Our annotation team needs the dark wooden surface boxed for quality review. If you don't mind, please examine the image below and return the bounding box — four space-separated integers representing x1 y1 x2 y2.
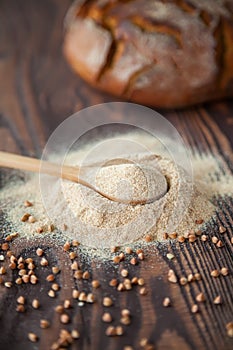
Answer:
0 1 233 350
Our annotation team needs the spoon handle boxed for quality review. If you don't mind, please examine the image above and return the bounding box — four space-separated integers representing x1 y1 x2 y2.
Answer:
0 151 81 183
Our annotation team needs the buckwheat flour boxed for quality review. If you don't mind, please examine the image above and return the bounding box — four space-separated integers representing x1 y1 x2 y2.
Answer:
49 152 213 248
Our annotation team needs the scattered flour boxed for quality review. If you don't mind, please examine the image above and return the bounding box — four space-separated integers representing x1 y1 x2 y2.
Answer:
0 131 231 249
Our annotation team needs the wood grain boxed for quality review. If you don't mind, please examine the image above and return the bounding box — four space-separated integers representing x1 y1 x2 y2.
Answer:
0 1 233 350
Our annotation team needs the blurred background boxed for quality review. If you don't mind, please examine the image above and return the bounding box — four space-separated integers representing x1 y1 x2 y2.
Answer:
0 0 232 158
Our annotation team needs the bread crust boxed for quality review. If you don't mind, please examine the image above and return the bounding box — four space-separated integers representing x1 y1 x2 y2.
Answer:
63 0 233 108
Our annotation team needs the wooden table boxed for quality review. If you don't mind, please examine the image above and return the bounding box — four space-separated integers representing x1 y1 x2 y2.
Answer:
0 1 233 349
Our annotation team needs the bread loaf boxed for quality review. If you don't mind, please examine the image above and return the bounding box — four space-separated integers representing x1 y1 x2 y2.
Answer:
63 0 233 108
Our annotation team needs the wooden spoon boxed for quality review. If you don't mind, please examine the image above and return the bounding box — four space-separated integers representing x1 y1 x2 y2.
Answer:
0 151 167 205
